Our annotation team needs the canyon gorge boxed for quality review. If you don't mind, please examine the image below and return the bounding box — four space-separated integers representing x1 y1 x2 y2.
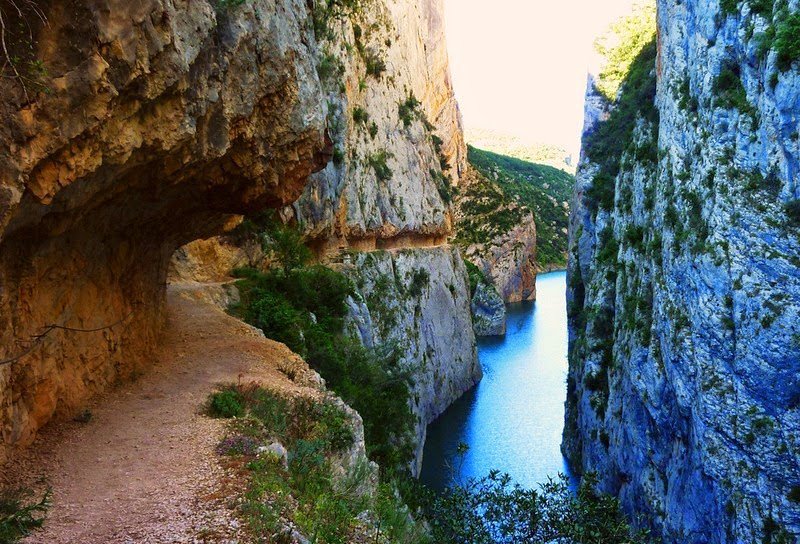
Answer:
0 0 798 542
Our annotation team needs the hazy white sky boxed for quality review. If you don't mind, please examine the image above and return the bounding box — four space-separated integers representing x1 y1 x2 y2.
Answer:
444 0 637 156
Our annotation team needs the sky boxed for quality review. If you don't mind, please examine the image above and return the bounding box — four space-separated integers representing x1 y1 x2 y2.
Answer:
444 0 638 157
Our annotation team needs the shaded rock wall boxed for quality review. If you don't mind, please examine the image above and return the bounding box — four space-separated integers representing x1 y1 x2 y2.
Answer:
565 1 800 541
0 0 329 460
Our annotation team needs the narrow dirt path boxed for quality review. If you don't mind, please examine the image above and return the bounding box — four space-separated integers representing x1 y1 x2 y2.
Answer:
6 284 319 544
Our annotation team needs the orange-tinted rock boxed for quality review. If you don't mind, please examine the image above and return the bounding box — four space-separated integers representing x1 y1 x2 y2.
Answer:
0 0 329 460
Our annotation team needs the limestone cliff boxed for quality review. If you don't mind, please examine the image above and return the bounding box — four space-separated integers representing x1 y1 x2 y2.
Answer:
285 0 480 473
454 165 538 305
565 1 800 541
0 0 330 461
343 248 481 473
294 0 465 250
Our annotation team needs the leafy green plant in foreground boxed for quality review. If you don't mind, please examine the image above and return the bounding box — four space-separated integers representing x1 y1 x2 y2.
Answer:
421 471 650 544
0 487 50 543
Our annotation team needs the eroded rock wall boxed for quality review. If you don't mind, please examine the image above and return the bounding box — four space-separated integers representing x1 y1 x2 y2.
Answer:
0 0 329 460
343 247 481 473
566 1 800 541
286 0 480 470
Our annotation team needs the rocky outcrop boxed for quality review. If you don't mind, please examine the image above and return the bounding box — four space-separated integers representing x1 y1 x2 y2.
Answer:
470 282 506 337
293 0 465 251
0 0 330 461
342 247 481 474
456 166 538 303
281 0 480 470
565 1 800 542
465 216 538 303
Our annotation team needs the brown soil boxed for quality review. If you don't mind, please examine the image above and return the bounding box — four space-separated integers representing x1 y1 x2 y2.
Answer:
4 283 320 544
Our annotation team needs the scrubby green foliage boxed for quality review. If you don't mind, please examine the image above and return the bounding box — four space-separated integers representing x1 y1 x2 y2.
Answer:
785 199 800 225
352 106 369 125
0 487 50 543
368 151 394 181
721 0 739 14
208 387 246 418
231 250 414 469
260 217 313 274
461 146 574 269
593 3 657 102
398 94 422 127
208 384 427 543
713 66 755 115
313 0 368 40
583 5 658 212
420 472 649 544
775 13 800 71
464 260 488 296
318 51 345 82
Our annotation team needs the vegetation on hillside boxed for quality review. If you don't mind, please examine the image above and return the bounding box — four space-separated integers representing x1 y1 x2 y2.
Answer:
583 4 658 212
229 215 415 471
464 128 574 173
420 471 650 544
593 3 657 102
457 146 574 270
207 383 428 543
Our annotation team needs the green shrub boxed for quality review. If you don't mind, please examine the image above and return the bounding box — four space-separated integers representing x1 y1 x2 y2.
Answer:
332 146 345 165
208 387 246 418
352 106 369 125
398 94 422 127
368 150 393 181
775 13 800 71
260 214 312 274
317 51 343 82
785 199 800 225
408 268 430 298
749 0 774 15
0 488 50 543
422 472 649 544
720 0 739 14
788 486 800 503
713 66 754 114
233 262 415 470
464 260 486 296
364 50 387 78
588 173 617 211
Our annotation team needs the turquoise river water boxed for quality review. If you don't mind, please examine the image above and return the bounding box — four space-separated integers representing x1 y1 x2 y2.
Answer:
420 270 572 491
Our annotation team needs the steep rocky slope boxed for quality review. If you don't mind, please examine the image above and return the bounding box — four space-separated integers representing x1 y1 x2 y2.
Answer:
565 1 800 542
0 0 331 462
161 0 479 474
452 145 574 336
343 248 480 473
285 0 481 472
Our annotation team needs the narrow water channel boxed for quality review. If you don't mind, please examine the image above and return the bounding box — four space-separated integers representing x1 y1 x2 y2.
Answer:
420 270 572 491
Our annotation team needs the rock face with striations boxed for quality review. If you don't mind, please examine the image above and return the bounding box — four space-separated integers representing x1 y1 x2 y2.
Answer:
287 0 480 473
343 248 481 473
0 0 330 461
565 1 800 542
454 166 538 306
